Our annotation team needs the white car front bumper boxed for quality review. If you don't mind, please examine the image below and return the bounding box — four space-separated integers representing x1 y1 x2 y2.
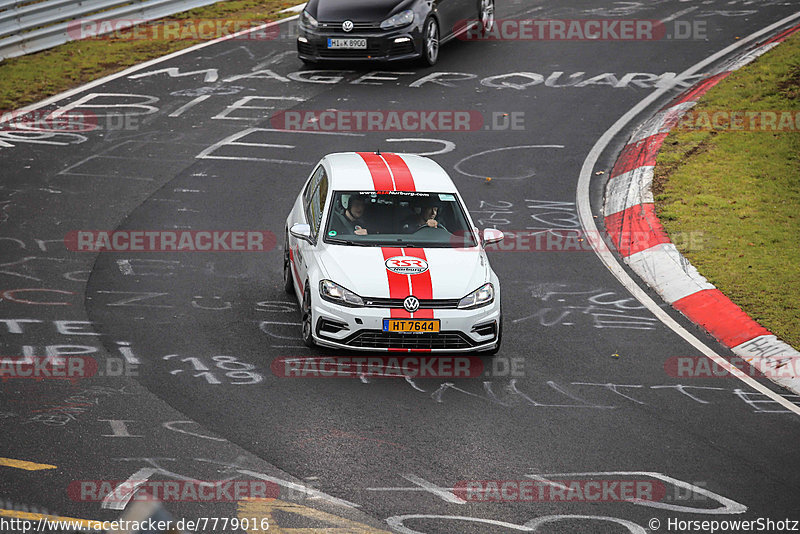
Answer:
309 295 501 353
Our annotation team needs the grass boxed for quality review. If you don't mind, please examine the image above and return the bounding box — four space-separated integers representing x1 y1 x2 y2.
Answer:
653 31 800 349
0 0 298 110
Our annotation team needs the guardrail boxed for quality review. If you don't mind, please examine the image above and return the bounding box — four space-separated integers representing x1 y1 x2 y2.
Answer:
0 0 223 60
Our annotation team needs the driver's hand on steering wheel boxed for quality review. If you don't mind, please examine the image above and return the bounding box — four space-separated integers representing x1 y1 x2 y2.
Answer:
425 218 438 228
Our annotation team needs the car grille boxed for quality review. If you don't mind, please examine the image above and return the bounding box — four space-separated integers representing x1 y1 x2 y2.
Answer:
316 46 383 58
343 330 474 350
318 21 383 33
363 298 460 309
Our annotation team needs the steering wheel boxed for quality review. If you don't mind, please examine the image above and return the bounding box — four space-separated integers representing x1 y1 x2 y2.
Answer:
412 224 450 235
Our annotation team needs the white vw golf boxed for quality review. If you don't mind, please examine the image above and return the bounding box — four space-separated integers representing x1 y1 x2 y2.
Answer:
283 152 503 353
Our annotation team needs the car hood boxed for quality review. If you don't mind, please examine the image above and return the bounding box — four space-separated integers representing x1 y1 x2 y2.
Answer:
318 246 490 300
306 0 414 23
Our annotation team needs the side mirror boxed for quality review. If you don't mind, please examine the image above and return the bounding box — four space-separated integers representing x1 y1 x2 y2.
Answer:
290 223 313 244
482 228 504 246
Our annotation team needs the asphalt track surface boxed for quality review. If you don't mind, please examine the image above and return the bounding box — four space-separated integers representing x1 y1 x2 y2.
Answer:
2 1 800 532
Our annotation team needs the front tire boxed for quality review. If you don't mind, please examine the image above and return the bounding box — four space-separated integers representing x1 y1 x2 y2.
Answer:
301 283 315 347
420 18 439 66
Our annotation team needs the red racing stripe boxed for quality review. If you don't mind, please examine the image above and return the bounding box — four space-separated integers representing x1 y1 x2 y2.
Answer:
358 152 394 191
382 247 411 319
381 153 415 191
403 249 433 319
673 289 771 348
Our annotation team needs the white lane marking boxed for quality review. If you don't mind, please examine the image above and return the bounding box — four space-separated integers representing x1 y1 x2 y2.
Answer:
100 419 143 438
532 472 747 514
385 138 455 156
237 468 360 508
162 420 227 442
524 475 570 491
116 342 141 364
129 67 219 83
455 145 565 180
101 468 158 509
575 11 800 416
401 474 467 504
386 514 647 534
169 95 212 117
197 127 360 162
660 6 699 23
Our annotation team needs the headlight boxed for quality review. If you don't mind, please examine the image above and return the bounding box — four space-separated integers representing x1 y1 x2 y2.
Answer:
380 9 414 30
320 280 364 307
301 10 319 29
458 283 494 309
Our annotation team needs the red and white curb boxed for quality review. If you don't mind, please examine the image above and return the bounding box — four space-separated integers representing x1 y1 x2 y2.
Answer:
603 24 800 394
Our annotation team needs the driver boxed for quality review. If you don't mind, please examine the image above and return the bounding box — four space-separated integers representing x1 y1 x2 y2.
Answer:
335 194 370 236
401 199 446 233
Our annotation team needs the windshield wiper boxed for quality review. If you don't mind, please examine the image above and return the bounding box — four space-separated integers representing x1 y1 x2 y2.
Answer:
374 241 418 247
326 237 370 246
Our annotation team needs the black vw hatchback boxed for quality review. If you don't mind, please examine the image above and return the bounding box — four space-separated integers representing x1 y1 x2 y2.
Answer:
297 0 495 65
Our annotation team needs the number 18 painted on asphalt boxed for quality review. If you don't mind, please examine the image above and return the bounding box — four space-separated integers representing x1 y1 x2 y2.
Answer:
163 354 263 385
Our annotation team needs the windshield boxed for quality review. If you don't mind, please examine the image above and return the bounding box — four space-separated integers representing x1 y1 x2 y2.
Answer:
323 191 478 248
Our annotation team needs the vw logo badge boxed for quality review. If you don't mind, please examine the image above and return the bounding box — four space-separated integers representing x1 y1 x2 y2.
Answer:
342 20 354 32
403 296 420 313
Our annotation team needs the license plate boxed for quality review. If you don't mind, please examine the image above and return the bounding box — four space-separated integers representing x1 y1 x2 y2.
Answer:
327 38 367 49
383 319 440 333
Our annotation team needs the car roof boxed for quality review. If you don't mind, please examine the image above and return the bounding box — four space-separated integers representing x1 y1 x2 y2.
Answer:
322 152 459 194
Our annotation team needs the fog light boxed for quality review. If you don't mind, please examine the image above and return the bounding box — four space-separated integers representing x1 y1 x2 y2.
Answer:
298 36 309 43
394 37 411 43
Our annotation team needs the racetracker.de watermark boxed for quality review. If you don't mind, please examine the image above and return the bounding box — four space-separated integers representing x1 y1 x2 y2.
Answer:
271 356 524 379
466 229 707 252
454 479 667 502
68 480 279 502
0 356 137 383
664 356 800 379
673 110 800 131
66 19 279 41
270 110 525 132
459 19 707 41
0 110 98 132
64 230 277 252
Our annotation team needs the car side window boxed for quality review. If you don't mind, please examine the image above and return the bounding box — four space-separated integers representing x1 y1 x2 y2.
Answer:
303 165 322 208
316 170 329 230
305 166 328 238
